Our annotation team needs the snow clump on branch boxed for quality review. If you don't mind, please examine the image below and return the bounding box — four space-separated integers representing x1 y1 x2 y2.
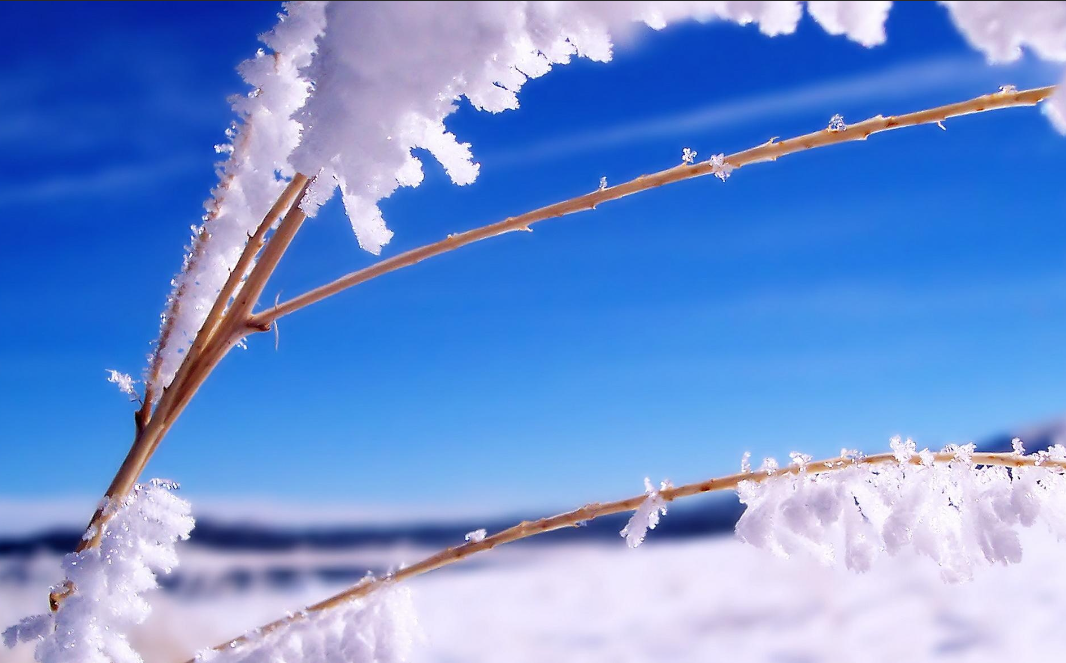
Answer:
3 480 194 663
149 1 890 390
192 587 418 663
735 438 1066 582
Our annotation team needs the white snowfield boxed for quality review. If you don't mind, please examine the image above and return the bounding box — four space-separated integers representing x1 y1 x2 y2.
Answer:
4 530 1066 663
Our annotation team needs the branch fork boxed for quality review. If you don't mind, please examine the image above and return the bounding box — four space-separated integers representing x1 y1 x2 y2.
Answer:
51 86 1057 632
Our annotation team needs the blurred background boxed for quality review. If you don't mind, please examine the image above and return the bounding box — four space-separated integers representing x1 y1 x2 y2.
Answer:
2 2 1066 661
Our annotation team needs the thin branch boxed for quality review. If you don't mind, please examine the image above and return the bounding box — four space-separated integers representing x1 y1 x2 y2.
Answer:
53 181 313 612
132 178 307 436
248 85 1055 330
190 176 308 365
141 224 210 418
193 449 1066 658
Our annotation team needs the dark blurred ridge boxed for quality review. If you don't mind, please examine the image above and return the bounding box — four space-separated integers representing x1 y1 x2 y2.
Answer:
3 420 1062 558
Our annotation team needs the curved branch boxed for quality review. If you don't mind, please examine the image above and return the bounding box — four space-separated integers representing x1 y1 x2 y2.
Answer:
193 449 1066 659
52 181 313 610
248 85 1055 330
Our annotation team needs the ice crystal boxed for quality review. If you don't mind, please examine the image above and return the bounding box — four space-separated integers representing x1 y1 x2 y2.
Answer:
465 529 487 543
807 1 891 47
200 587 418 663
708 154 734 181
598 176 608 191
735 438 1066 582
4 480 194 663
681 147 697 164
760 457 780 474
942 2 1066 134
827 113 847 132
790 452 813 468
106 369 138 400
621 478 671 548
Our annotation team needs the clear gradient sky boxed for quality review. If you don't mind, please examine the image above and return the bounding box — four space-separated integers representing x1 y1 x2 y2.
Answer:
2 2 1065 517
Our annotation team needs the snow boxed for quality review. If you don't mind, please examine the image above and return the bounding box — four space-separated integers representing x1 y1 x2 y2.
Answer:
620 478 670 548
194 587 417 663
464 529 487 544
4 481 194 663
941 1 1066 131
808 1 892 47
735 442 1066 582
106 370 138 400
148 1 326 392
9 532 1066 662
147 1 1065 391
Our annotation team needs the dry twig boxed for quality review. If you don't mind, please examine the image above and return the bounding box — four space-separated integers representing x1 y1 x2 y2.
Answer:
193 449 1066 658
58 86 1055 611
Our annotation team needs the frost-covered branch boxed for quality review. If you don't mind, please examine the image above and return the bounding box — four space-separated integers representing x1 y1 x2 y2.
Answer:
54 190 310 615
6 480 193 663
248 84 1054 330
192 443 1066 659
63 85 1055 613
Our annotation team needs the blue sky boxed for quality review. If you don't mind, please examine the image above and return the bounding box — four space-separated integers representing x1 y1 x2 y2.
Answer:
1 2 1065 517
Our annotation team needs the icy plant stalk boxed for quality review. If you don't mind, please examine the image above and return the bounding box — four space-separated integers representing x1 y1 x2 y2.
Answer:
148 1 901 393
193 587 418 663
735 439 1066 582
148 2 326 392
4 481 194 663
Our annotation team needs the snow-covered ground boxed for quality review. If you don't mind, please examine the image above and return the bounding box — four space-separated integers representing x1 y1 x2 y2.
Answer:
5 528 1066 662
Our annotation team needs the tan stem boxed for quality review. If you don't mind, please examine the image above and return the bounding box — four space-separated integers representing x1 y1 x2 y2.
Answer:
189 176 308 365
52 179 312 610
248 85 1054 330
194 449 1066 658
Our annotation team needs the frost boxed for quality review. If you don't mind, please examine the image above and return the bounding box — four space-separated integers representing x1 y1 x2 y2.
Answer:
149 1 1066 392
465 529 487 543
827 113 847 132
890 435 916 463
760 457 780 474
598 176 608 191
106 369 138 400
735 438 1066 582
2 616 51 649
291 1 817 255
1013 438 1026 455
4 480 194 663
681 147 697 164
149 1 327 392
621 478 671 548
708 154 734 181
201 587 418 663
998 84 1018 94
941 1 1066 134
790 452 813 468
807 1 892 47
740 451 752 473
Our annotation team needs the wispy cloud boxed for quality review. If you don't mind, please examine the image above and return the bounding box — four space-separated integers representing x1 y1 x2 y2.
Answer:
0 157 200 208
486 56 1021 166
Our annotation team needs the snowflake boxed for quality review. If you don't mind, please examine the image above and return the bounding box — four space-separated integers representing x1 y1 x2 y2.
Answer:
106 369 138 400
620 478 672 548
681 147 697 164
709 154 734 181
